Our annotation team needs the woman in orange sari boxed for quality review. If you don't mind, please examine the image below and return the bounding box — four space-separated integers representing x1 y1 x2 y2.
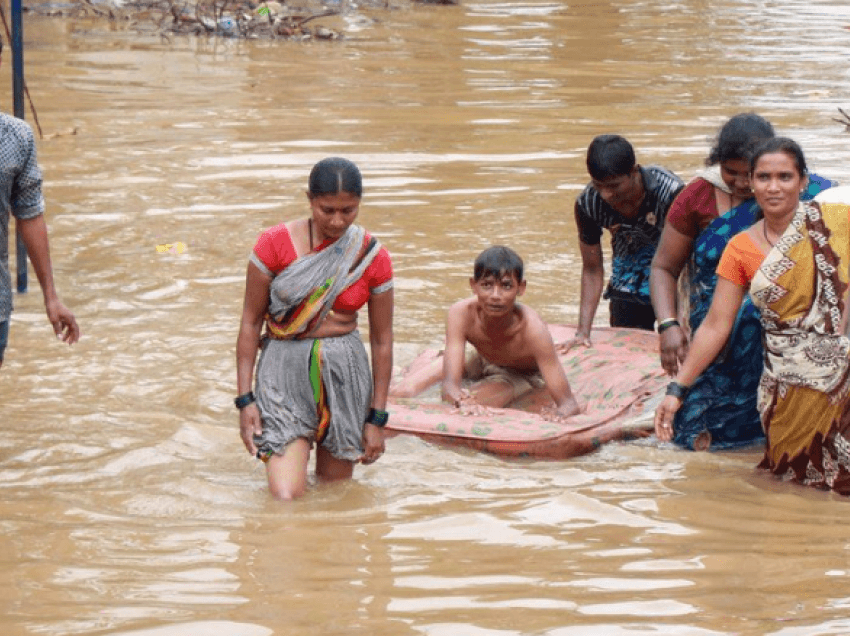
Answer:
655 138 850 494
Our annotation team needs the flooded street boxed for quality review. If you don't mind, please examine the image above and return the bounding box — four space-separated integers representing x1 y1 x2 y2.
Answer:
2 0 850 634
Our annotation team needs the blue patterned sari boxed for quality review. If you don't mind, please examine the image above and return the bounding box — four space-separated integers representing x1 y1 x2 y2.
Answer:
673 174 835 450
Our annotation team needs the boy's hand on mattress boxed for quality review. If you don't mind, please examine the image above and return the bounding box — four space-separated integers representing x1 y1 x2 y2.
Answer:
360 424 386 464
239 404 262 456
540 400 582 424
453 390 493 417
459 403 494 417
540 406 571 424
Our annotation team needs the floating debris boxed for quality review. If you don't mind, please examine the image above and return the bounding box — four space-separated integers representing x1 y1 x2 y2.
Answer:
833 107 850 132
156 242 187 254
42 127 79 141
26 0 380 41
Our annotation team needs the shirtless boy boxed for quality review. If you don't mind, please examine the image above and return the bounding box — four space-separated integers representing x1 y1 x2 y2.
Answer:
441 246 581 418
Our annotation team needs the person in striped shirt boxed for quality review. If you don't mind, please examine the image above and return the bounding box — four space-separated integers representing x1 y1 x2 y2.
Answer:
565 134 683 350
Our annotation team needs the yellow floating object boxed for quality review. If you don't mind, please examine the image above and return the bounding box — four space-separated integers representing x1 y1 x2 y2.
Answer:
155 242 187 254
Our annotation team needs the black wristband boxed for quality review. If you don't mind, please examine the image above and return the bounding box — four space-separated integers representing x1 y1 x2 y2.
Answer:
657 319 680 334
234 391 256 410
665 381 690 400
366 408 389 427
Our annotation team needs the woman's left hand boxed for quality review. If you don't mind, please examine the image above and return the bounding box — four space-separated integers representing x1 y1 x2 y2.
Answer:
654 395 682 442
360 423 386 464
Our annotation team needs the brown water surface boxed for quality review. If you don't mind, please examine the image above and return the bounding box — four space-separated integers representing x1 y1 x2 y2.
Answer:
3 1 850 634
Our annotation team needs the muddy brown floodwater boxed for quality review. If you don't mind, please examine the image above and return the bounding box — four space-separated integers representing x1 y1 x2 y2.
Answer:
2 1 850 635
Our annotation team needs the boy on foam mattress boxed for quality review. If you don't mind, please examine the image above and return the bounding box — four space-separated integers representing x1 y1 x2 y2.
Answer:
440 246 580 421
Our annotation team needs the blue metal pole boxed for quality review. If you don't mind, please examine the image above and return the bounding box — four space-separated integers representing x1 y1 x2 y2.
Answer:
12 0 27 293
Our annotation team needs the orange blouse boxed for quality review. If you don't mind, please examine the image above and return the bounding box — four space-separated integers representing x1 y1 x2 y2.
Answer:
716 232 765 288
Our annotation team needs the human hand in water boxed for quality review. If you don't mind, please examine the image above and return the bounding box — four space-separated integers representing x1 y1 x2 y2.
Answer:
360 423 386 464
659 325 689 376
239 403 262 456
654 395 682 442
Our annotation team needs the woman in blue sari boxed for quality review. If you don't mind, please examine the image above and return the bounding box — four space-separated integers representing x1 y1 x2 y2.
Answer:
649 114 835 450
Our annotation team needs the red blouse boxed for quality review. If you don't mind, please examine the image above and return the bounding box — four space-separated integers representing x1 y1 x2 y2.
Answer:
666 178 722 238
253 223 393 313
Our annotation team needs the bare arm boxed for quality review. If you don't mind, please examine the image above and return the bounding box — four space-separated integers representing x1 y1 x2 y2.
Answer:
17 215 79 344
440 302 469 405
529 321 579 418
575 239 604 342
361 287 393 463
367 288 394 412
236 262 271 456
649 223 694 375
655 277 746 440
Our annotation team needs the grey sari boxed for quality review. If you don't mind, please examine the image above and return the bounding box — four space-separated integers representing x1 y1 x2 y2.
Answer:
249 224 387 461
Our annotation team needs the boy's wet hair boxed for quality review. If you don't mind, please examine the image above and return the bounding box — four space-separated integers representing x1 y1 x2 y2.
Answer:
308 157 363 198
586 134 636 181
473 246 524 282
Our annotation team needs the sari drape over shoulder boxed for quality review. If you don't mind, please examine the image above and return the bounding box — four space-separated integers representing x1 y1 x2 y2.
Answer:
672 173 836 451
750 201 850 494
252 224 385 461
261 224 381 338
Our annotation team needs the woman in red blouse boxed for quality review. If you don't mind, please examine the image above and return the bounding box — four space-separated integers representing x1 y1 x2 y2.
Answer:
235 158 394 500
